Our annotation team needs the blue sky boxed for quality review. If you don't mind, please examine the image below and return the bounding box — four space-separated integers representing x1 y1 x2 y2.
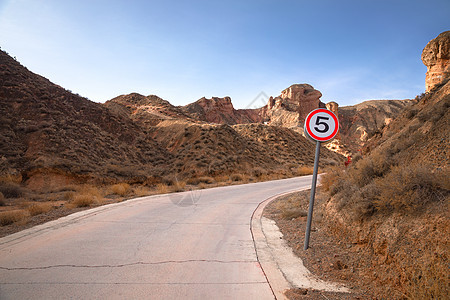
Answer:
0 0 449 108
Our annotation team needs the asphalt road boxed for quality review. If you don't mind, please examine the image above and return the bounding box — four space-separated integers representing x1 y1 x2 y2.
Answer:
0 176 313 299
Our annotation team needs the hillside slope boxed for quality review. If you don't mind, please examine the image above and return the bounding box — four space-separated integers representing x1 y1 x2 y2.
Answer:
0 50 172 188
320 79 449 298
339 99 417 152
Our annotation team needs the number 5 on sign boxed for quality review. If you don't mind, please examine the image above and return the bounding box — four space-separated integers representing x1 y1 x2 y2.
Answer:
305 109 339 142
303 109 339 250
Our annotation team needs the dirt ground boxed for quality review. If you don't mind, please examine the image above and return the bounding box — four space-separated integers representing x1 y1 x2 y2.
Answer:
263 189 403 300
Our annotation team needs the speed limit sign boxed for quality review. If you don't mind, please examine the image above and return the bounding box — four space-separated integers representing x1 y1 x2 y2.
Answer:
303 108 339 250
304 108 339 143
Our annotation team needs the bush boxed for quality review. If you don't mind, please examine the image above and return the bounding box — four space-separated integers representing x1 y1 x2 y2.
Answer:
0 183 24 198
0 210 29 226
296 166 314 176
111 183 131 197
157 183 169 194
70 186 102 207
281 208 307 220
71 194 96 207
349 150 391 188
319 166 344 192
187 176 215 185
374 165 449 213
27 202 53 216
230 173 244 182
405 252 448 299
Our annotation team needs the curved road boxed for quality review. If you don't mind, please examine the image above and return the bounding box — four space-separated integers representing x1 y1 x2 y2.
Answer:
0 176 313 299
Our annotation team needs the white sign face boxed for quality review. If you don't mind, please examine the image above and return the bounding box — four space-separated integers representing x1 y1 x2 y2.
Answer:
304 109 339 142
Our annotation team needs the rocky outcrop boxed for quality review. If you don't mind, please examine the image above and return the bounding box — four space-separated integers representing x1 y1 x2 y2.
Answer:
422 31 450 92
281 84 325 120
338 99 417 152
181 96 262 124
261 84 325 128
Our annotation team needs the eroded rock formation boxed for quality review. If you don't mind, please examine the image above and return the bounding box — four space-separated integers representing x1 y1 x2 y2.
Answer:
262 84 325 128
422 31 450 92
181 96 262 124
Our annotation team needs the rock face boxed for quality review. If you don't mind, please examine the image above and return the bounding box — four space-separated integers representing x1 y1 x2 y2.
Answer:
181 96 262 124
262 84 325 128
422 31 450 92
280 84 325 120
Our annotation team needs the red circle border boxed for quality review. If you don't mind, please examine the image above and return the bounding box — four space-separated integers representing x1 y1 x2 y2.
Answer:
305 108 339 142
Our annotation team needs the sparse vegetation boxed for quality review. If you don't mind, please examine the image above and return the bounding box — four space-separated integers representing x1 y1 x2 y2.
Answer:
0 182 24 198
296 166 314 176
111 183 131 197
0 210 29 226
26 202 53 216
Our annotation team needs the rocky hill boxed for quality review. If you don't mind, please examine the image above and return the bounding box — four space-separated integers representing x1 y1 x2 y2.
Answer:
181 96 262 124
0 50 344 192
338 99 417 152
0 50 173 190
319 31 449 298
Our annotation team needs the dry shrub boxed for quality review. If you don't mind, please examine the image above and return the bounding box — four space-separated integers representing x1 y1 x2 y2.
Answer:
252 167 268 178
71 194 96 207
27 202 53 216
296 166 314 176
319 166 344 192
187 176 215 185
374 165 449 213
70 186 102 207
63 191 75 201
133 186 151 197
405 250 448 299
349 150 391 188
0 192 5 206
230 173 245 182
157 183 169 194
111 183 131 197
171 181 186 192
0 210 29 226
0 182 24 198
214 175 230 183
281 208 307 220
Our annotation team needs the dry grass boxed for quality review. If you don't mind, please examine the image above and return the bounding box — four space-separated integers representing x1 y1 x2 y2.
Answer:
214 175 230 183
111 183 131 197
281 208 307 220
187 176 215 185
296 166 314 176
405 252 449 299
133 186 151 197
70 185 103 208
0 210 29 226
171 181 186 192
0 182 24 198
26 202 53 216
374 165 449 213
157 183 169 194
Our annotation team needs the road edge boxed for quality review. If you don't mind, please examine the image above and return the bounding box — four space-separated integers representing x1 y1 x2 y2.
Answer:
251 189 307 300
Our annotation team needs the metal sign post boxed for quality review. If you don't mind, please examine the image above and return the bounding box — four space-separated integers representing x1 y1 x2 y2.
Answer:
303 109 339 250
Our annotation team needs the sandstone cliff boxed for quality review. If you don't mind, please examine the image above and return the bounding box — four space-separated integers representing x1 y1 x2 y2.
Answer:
422 31 450 92
181 96 262 125
338 99 417 152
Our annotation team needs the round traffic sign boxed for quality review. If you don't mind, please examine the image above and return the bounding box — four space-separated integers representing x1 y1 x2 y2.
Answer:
304 108 339 142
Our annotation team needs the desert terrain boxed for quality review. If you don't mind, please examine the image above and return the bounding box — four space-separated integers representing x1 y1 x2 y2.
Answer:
0 30 448 299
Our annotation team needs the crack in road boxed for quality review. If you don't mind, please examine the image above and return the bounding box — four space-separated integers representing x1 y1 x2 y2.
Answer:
0 259 257 271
